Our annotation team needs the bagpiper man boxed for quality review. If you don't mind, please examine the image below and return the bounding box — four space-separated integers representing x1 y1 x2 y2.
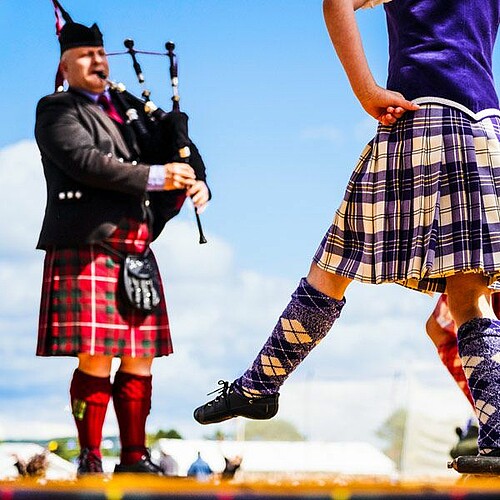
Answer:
35 11 210 475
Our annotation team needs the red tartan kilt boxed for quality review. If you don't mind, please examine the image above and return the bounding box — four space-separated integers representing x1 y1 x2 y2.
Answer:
37 220 173 358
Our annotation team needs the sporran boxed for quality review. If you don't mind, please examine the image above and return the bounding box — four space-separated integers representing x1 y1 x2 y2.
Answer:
122 250 161 312
99 242 161 313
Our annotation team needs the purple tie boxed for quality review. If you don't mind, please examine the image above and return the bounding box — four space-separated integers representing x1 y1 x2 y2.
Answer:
98 94 124 124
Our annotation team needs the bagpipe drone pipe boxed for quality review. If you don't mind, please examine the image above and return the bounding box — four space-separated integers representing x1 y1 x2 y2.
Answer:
101 40 209 243
51 0 208 243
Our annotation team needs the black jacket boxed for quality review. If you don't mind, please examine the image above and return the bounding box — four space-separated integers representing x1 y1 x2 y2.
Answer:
35 88 207 248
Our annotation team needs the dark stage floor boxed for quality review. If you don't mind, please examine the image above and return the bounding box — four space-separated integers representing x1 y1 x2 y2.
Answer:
3 474 500 500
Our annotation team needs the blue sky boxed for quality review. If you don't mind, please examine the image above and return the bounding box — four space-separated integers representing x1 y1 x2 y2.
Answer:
0 0 479 447
1 0 392 277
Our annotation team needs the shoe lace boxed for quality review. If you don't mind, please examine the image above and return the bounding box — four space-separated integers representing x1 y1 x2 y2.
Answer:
207 380 230 402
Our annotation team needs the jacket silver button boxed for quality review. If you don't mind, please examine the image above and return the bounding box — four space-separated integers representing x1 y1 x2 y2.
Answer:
58 192 66 200
145 199 150 207
67 191 74 199
107 153 113 158
75 191 82 199
118 157 124 163
132 161 138 165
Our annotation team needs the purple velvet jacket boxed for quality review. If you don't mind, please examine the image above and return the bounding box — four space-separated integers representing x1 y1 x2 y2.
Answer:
384 0 500 114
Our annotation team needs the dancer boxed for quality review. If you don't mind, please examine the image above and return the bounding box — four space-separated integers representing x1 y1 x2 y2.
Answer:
194 0 500 460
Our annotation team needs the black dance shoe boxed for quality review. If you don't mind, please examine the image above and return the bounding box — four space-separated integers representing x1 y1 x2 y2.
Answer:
114 451 163 475
77 448 103 476
193 380 279 425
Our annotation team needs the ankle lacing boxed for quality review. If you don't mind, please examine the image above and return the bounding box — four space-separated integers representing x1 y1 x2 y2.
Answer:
206 380 231 405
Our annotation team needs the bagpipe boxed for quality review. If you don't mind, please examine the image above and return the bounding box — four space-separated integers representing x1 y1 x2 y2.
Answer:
104 41 208 244
52 0 208 244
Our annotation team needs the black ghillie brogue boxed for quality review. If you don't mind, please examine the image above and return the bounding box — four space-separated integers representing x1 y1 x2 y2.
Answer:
193 380 279 425
114 449 163 475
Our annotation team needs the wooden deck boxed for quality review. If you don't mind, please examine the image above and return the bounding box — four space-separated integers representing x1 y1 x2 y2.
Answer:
3 474 500 499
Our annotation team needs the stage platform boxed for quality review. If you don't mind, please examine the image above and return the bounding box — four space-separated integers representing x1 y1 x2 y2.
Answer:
4 474 500 499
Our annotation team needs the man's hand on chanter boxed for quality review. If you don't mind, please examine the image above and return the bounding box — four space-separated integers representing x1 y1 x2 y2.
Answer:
163 162 196 190
187 180 210 214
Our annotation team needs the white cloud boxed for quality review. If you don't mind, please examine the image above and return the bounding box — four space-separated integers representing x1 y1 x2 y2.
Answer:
0 260 43 317
299 125 343 143
355 116 379 141
299 118 378 145
0 140 454 446
0 140 45 258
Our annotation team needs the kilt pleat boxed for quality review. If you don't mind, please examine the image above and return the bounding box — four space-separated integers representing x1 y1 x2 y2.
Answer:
37 219 173 358
314 104 500 293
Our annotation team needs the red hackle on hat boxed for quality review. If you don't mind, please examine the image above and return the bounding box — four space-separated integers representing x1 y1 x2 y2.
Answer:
51 0 73 91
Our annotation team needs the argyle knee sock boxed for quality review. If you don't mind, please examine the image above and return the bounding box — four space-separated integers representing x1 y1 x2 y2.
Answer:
457 318 500 454
437 338 475 408
70 369 111 458
236 277 345 397
113 371 152 465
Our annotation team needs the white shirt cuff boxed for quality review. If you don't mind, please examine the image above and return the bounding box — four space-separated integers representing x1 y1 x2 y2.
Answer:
147 164 166 191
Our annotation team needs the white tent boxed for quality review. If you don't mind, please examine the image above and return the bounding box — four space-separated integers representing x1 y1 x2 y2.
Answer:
399 373 475 478
264 369 475 479
155 438 397 477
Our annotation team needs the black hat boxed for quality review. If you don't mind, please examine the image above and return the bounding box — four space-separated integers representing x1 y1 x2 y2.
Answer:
59 22 103 54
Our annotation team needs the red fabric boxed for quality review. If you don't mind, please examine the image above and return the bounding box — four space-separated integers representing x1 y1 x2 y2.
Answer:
70 369 112 455
52 1 65 91
432 294 456 335
431 294 474 408
113 371 152 465
98 94 124 124
52 0 64 35
432 292 500 409
37 219 172 358
437 338 475 408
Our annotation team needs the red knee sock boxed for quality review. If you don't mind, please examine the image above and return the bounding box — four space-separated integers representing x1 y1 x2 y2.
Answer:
69 369 112 457
112 371 152 465
437 339 475 408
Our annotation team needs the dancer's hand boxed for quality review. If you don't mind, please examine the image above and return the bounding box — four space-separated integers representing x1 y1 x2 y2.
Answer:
358 85 420 125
